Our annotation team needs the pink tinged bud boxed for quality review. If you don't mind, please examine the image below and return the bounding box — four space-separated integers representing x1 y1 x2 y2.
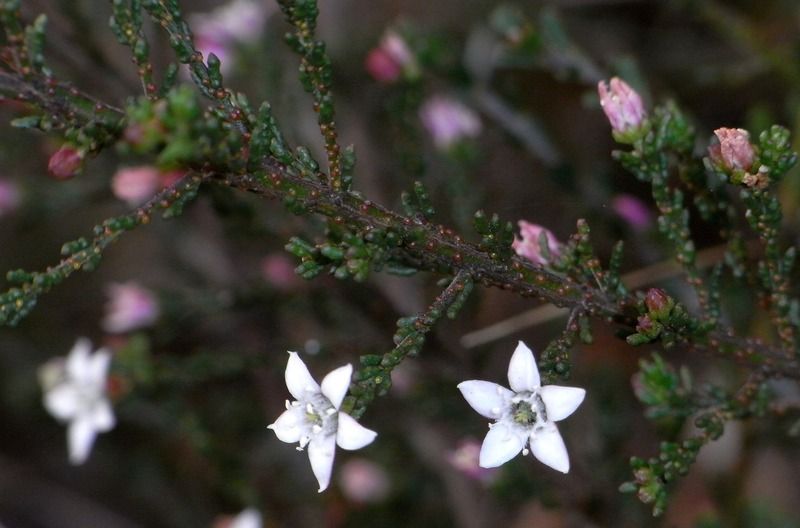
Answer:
645 288 671 315
339 458 391 504
707 143 723 167
260 254 300 291
0 179 21 216
419 96 481 149
102 282 160 334
713 127 755 172
366 31 416 83
190 0 269 76
382 32 413 68
47 146 83 180
447 438 498 483
111 166 162 206
597 77 646 133
196 36 232 74
612 194 652 232
635 315 655 334
365 48 402 83
512 220 562 265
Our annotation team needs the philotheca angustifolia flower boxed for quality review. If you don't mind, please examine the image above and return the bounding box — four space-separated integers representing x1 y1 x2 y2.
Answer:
458 341 585 472
268 352 377 492
39 338 116 465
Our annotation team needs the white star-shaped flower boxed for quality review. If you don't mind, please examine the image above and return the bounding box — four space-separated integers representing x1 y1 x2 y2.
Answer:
457 341 585 472
39 338 115 465
268 352 377 492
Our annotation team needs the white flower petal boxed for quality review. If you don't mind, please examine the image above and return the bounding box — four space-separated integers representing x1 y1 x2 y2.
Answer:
91 400 116 432
457 380 513 419
507 341 540 392
66 338 93 381
321 364 352 410
87 349 112 387
336 412 377 450
230 508 262 528
44 385 81 420
530 423 570 473
285 352 320 400
540 385 586 422
308 434 337 492
68 417 97 465
478 423 526 468
268 406 305 443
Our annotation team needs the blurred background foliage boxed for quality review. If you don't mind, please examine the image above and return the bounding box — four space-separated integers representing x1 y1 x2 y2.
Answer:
1 0 800 526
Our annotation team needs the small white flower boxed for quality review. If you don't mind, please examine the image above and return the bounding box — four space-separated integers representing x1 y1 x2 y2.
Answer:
39 338 115 465
268 352 377 492
457 341 585 472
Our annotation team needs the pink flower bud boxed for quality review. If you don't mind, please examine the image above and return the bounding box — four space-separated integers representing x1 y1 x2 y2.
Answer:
260 254 300 291
47 145 83 180
512 220 562 265
645 288 672 317
366 31 415 83
0 179 21 216
189 0 270 76
597 77 646 134
111 166 162 206
447 438 498 483
635 314 655 334
712 127 755 172
382 32 413 68
612 194 652 232
102 282 160 334
339 458 391 503
365 48 402 83
419 96 481 150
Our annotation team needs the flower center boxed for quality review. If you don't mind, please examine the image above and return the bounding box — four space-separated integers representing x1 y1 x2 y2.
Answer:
303 392 338 436
511 400 537 426
509 391 548 427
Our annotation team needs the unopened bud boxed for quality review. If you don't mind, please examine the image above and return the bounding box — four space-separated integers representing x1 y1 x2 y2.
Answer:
598 77 646 137
644 288 673 319
712 128 755 172
636 315 655 334
47 145 83 180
